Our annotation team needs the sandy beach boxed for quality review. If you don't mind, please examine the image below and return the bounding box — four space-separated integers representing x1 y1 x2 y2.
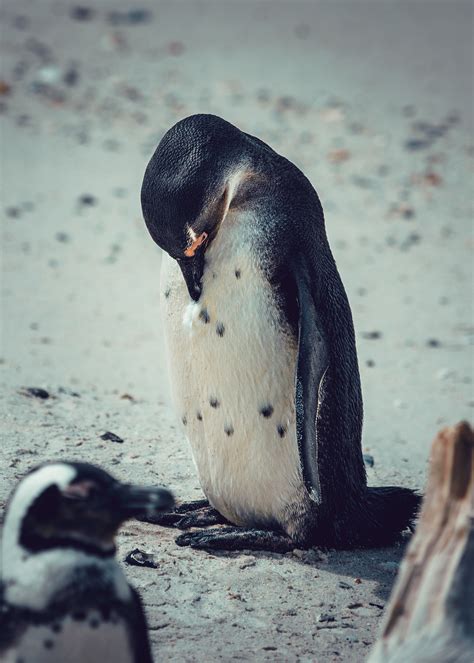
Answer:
1 1 473 660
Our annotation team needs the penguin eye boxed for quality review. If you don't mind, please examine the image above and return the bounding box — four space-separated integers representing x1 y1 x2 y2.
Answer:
62 480 98 500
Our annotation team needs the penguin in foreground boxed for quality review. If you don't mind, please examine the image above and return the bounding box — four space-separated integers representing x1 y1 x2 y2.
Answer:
141 113 420 552
0 461 174 662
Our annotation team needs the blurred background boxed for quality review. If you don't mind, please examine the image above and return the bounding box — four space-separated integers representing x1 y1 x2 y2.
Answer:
1 1 473 660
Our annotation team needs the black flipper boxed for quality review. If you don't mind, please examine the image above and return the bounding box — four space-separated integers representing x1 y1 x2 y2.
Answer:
129 586 154 663
286 221 420 547
293 256 329 505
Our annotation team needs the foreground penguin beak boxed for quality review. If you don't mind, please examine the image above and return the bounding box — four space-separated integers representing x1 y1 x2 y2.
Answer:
115 483 174 519
178 252 205 302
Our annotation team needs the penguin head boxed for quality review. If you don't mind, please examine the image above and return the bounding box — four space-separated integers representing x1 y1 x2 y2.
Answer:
4 462 174 558
141 114 246 301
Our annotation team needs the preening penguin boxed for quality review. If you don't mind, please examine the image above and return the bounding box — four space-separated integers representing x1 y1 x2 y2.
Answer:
0 462 174 662
141 113 420 552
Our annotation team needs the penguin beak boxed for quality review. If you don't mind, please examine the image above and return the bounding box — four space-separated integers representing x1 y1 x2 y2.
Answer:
115 483 174 519
178 252 205 302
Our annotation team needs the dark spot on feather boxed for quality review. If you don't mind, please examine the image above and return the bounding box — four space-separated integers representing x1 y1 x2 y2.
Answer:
43 640 54 649
199 308 210 324
51 623 62 633
196 411 203 421
260 404 274 418
225 424 234 436
235 269 241 279
72 611 86 621
182 415 187 426
164 288 171 299
89 618 100 629
210 397 220 408
216 322 225 337
277 424 286 437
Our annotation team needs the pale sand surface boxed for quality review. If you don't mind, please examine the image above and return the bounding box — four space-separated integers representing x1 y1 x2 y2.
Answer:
1 1 473 661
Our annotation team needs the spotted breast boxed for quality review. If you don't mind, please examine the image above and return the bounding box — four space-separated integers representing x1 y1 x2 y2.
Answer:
161 208 309 536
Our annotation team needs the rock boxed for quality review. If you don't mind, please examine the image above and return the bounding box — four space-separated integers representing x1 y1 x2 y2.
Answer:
100 431 124 443
318 613 335 623
20 387 50 400
0 81 12 96
363 454 375 468
70 6 96 21
327 149 351 164
361 331 382 340
124 548 157 568
78 193 97 206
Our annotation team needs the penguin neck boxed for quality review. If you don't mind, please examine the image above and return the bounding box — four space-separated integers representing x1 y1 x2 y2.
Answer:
2 543 131 611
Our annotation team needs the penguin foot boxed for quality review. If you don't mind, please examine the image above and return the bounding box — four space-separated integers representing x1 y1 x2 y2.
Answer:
175 506 228 530
175 527 295 553
137 499 211 527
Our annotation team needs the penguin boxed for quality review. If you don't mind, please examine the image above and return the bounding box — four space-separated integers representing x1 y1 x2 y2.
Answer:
0 461 174 662
140 113 420 552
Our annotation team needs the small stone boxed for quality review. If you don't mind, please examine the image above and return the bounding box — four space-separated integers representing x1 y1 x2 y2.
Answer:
361 331 382 340
20 387 50 399
55 232 70 243
318 613 335 623
168 41 185 56
100 431 124 443
404 138 430 151
79 193 97 206
327 149 351 164
363 454 374 468
124 548 157 568
338 581 352 589
0 81 12 96
70 6 96 21
5 207 21 218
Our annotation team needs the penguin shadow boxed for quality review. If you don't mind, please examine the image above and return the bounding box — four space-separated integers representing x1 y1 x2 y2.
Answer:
203 536 410 603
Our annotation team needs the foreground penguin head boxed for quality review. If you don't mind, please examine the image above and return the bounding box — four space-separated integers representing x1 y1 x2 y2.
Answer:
3 461 174 563
141 114 248 301
2 463 173 661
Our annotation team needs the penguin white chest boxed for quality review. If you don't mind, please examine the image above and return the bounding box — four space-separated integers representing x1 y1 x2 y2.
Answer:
5 612 134 663
160 232 306 530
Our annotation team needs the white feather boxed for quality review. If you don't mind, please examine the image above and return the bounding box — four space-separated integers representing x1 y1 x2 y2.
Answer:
160 208 310 535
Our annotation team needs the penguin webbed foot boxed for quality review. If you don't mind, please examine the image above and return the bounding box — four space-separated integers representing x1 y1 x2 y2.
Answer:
175 506 227 530
175 526 295 553
137 499 218 527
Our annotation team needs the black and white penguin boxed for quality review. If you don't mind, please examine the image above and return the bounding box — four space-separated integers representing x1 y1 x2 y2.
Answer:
0 461 174 662
140 114 419 552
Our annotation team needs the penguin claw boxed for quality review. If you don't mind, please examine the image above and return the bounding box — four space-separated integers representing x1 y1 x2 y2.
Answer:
175 527 295 553
175 507 227 530
137 499 211 527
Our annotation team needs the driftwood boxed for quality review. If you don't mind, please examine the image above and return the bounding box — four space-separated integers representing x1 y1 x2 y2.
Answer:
369 421 474 663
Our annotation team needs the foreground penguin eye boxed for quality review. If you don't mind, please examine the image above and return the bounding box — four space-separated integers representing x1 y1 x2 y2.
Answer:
62 480 98 500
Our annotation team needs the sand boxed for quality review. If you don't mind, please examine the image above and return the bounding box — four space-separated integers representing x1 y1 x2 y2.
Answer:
1 1 473 660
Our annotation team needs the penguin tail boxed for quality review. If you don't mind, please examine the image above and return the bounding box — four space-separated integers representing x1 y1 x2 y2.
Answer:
350 485 421 547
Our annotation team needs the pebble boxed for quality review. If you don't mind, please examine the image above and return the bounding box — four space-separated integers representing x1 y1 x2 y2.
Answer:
363 454 374 468
78 193 97 206
100 431 124 443
70 6 96 21
361 331 382 340
124 549 157 568
20 387 50 399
